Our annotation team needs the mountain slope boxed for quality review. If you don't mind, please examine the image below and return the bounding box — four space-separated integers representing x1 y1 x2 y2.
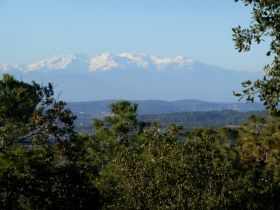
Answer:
0 53 262 102
139 110 265 130
0 53 194 73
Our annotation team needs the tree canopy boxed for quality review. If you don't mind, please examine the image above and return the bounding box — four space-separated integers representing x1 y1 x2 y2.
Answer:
0 75 100 209
1 76 280 208
0 74 76 150
233 0 280 114
1 1 280 209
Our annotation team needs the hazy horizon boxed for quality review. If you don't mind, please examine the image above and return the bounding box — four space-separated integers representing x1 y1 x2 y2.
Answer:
0 0 271 72
0 1 269 102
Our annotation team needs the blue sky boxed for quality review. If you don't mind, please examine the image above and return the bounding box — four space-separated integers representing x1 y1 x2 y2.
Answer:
0 0 271 72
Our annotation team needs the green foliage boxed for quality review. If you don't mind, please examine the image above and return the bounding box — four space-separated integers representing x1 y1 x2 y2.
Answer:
0 74 39 124
0 74 76 151
0 143 100 209
233 0 280 113
92 101 280 209
231 115 280 209
0 75 100 209
2 75 280 209
2 3 280 209
93 100 148 147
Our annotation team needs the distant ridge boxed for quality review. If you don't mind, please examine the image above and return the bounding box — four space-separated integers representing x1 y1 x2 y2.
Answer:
0 53 263 102
0 53 193 73
67 99 265 132
68 99 264 117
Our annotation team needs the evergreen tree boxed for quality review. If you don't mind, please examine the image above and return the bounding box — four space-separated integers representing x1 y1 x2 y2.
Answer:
233 0 280 114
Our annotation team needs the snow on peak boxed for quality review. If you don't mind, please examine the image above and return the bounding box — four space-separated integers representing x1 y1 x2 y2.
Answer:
118 53 149 69
89 53 193 72
151 55 193 71
26 54 76 72
89 52 150 72
90 53 119 72
0 53 194 73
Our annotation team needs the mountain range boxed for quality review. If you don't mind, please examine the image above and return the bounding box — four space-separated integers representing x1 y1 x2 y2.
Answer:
0 53 262 102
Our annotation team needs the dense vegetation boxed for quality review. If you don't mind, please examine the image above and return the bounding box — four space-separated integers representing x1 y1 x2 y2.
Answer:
1 74 280 209
1 0 279 209
233 0 280 114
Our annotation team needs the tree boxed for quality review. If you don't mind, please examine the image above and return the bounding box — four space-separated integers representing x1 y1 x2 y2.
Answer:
233 0 280 114
93 100 149 147
232 115 280 209
0 74 76 150
93 102 240 209
0 74 101 209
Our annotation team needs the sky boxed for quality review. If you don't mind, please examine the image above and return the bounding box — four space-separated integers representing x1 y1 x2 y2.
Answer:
0 0 271 72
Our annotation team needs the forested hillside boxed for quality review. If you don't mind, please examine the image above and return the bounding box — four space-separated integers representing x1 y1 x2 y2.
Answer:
1 74 280 209
69 101 265 132
139 110 265 130
0 0 279 209
74 109 265 132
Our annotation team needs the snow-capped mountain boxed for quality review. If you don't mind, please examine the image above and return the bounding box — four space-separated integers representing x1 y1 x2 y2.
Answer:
0 53 194 73
0 53 262 102
0 54 89 73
